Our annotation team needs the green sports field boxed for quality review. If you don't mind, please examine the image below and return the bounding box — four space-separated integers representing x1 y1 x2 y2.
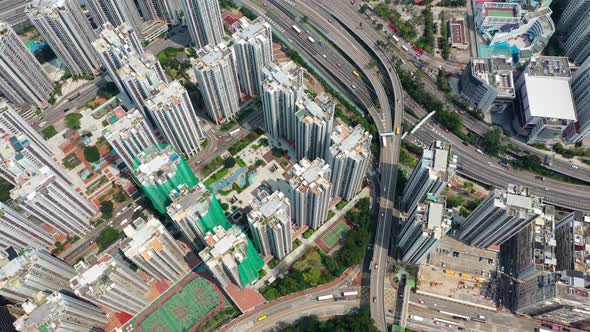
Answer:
320 220 351 249
126 273 226 332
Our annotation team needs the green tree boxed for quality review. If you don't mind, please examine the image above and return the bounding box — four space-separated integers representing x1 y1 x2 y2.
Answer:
447 195 465 208
223 157 236 168
64 113 82 130
0 177 14 203
99 200 113 219
303 268 322 286
482 128 504 156
41 126 58 139
84 145 100 163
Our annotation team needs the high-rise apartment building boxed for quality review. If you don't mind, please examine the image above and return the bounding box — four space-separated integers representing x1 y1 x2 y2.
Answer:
167 183 229 250
565 56 590 143
122 217 190 282
0 101 52 158
295 93 335 160
458 184 543 248
103 108 158 170
0 248 76 303
146 81 204 158
193 43 241 124
70 256 149 314
327 124 371 201
459 56 515 113
93 22 143 99
0 22 53 110
515 56 576 145
289 158 331 230
182 0 224 48
118 53 168 112
199 225 264 287
248 190 292 259
558 0 590 66
555 211 590 275
401 141 456 215
397 196 451 264
13 292 107 332
232 17 273 96
261 61 305 141
86 0 143 36
135 0 179 25
0 202 53 251
10 166 96 236
26 0 99 76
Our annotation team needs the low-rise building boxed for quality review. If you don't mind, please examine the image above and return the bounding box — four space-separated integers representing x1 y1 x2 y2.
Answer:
448 16 468 49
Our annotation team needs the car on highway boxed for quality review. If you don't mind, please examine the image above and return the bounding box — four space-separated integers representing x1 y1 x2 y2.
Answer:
374 263 378 270
373 296 376 303
257 314 267 321
571 164 579 169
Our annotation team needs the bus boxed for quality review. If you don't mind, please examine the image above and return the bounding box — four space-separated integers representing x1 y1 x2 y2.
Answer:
391 35 399 42
292 25 302 34
342 291 359 297
381 137 387 147
409 315 424 322
352 70 360 77
395 127 401 135
388 22 398 32
257 314 267 321
229 128 241 136
433 317 460 326
67 92 80 101
308 36 315 43
412 45 425 56
317 294 334 301
402 45 409 52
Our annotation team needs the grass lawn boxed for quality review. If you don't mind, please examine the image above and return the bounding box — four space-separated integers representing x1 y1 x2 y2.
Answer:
327 210 335 221
303 229 315 239
204 168 229 186
96 227 124 252
228 131 261 155
62 153 81 169
42 126 58 139
236 157 247 167
201 156 223 177
336 200 347 210
64 113 82 130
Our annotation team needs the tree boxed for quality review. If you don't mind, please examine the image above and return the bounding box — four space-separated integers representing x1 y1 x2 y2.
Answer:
482 128 504 156
0 177 14 203
84 145 100 163
447 195 465 208
64 113 82 130
375 23 383 30
223 157 236 168
99 201 113 219
303 268 322 287
42 126 58 139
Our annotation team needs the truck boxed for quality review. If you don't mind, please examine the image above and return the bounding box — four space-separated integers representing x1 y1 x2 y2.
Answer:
395 127 401 135
352 70 360 78
444 269 456 275
229 128 240 136
388 22 398 32
460 273 472 279
317 294 334 301
292 25 302 34
342 291 359 297
409 315 424 322
412 45 425 55
307 36 315 43
402 45 409 52
391 35 399 42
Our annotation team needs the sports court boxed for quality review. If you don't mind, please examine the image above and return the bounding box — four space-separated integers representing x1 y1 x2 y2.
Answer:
316 218 351 253
124 273 227 332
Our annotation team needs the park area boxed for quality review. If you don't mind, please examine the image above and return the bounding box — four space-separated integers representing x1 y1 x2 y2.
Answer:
124 272 234 332
316 218 352 254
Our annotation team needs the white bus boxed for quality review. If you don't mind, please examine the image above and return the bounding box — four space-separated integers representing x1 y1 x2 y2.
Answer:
409 315 424 322
391 35 399 42
402 45 409 52
308 36 316 43
292 25 302 34
317 294 334 301
229 128 241 136
342 291 359 297
381 137 387 147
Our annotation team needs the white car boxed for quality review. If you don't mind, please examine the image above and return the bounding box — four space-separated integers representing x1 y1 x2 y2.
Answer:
116 212 122 217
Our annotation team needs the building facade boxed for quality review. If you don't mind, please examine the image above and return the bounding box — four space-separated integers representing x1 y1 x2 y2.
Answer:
118 53 168 112
558 0 590 65
182 0 225 48
248 190 292 259
0 202 53 251
555 211 590 275
289 158 331 230
565 56 590 143
86 0 143 36
459 57 515 113
295 93 335 161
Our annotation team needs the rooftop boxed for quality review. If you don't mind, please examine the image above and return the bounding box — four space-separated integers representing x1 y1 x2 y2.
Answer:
145 81 186 110
289 158 331 194
498 184 544 218
232 16 271 41
248 190 291 226
521 76 576 121
414 196 451 238
133 145 182 186
262 61 304 91
102 108 148 142
470 57 515 98
122 218 168 259
527 56 571 78
329 124 372 160
295 93 335 123
194 43 232 68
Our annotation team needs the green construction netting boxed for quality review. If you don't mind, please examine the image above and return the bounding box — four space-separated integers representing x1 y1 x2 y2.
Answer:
238 238 265 287
133 144 199 214
196 193 231 234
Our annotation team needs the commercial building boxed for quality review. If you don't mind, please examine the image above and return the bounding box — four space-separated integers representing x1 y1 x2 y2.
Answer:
555 211 590 276
86 0 143 36
70 256 149 314
26 0 100 76
397 196 451 265
13 292 107 332
289 158 331 230
459 57 515 113
93 22 143 100
10 166 96 236
515 56 576 144
458 184 543 248
401 141 456 215
248 190 292 259
0 22 53 110
261 61 305 142
122 217 190 282
133 144 199 214
232 17 273 96
117 53 168 112
327 124 371 201
558 0 590 65
182 0 225 48
448 16 468 49
167 183 230 250
199 225 264 288
0 248 76 303
193 43 241 124
146 81 205 158
295 93 335 160
564 56 590 143
103 108 159 171
0 202 53 251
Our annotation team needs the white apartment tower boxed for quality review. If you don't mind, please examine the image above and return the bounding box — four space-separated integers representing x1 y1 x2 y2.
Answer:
10 166 97 236
26 0 100 76
146 81 204 158
0 22 53 110
193 43 241 124
118 53 168 111
93 22 143 100
182 0 224 48
86 0 144 36
289 158 331 230
199 226 248 287
261 61 305 141
458 184 543 248
0 249 76 303
328 124 372 201
103 108 158 170
295 93 335 160
13 292 107 332
122 217 190 282
0 101 52 157
401 141 457 215
232 17 273 96
565 56 590 143
136 0 179 25
248 190 292 259
0 202 53 251
70 256 149 314
558 0 590 65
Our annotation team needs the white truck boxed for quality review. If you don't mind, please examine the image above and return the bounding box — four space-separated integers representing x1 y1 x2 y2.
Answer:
317 294 334 301
409 315 424 322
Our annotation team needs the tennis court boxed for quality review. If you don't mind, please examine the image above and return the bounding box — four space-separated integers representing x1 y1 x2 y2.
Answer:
127 273 226 332
317 219 351 251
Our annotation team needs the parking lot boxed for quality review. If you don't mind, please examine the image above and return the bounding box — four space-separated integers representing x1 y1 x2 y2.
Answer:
428 236 498 279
